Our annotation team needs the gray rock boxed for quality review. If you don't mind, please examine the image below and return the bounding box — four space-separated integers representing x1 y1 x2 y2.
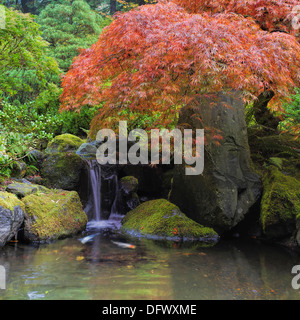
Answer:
11 161 27 179
120 176 138 194
40 152 85 191
0 192 25 246
26 149 47 169
169 91 262 233
6 182 48 198
76 142 98 159
114 176 140 214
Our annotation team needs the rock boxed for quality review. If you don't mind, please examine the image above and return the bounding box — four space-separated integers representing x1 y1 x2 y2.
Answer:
25 175 43 185
121 199 219 243
11 161 27 179
0 192 25 246
115 176 140 214
6 182 48 198
22 190 87 242
169 92 262 233
120 176 138 194
40 152 85 191
25 149 47 170
76 142 98 159
120 164 164 199
297 229 300 247
260 166 300 239
45 134 84 154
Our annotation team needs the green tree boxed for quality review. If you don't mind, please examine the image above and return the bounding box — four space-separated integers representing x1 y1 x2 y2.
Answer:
0 5 60 99
37 0 110 71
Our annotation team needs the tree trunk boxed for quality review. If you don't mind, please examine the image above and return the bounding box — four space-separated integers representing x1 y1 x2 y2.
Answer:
21 0 30 13
110 0 116 15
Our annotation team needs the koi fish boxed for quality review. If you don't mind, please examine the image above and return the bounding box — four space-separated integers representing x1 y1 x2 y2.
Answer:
79 234 98 244
111 241 136 249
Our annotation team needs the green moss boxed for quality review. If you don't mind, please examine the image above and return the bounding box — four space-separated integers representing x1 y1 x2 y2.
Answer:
41 152 84 190
22 190 87 242
120 176 138 194
260 166 300 237
121 199 218 243
11 161 27 179
46 134 84 154
6 182 49 198
0 191 25 211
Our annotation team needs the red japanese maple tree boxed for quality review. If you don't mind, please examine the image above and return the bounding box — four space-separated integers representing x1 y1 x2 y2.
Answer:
60 1 300 138
172 0 300 35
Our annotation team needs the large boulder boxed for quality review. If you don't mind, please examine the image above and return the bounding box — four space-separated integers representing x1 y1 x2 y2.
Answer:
0 192 25 246
22 190 87 242
260 166 300 239
40 152 85 191
25 149 47 170
45 134 84 154
121 199 219 243
169 92 262 233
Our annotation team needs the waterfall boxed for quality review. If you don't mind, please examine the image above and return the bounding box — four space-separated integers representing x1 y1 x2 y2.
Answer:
84 160 102 221
84 160 120 222
110 174 119 215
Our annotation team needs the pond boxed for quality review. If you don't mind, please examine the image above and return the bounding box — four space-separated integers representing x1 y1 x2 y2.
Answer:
0 215 300 300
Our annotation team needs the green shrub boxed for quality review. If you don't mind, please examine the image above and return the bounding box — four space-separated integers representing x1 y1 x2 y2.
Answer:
280 88 300 137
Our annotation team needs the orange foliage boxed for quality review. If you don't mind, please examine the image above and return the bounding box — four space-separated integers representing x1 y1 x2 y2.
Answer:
60 1 300 136
171 0 300 36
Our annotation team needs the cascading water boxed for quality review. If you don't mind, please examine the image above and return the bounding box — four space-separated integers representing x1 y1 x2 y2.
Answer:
84 159 121 225
84 160 102 221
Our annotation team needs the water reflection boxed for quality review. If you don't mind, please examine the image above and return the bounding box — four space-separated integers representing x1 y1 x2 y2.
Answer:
0 228 300 300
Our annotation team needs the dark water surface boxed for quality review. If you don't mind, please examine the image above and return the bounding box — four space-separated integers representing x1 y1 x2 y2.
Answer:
0 217 300 300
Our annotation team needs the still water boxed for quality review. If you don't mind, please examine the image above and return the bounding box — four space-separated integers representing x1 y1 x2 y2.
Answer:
0 216 300 300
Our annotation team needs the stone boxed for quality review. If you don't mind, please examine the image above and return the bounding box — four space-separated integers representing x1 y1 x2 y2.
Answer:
11 161 27 179
45 134 84 154
76 142 98 159
121 199 219 243
120 176 138 194
25 149 47 170
260 166 300 239
169 91 262 233
114 176 140 215
40 152 85 191
6 182 48 198
0 192 25 246
22 190 87 242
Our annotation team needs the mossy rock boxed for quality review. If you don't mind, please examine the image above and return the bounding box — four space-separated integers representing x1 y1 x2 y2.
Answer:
22 190 87 242
120 176 138 194
260 166 300 238
0 191 25 212
6 182 49 198
45 134 84 154
0 192 25 246
41 152 85 190
121 199 219 243
11 161 27 179
76 142 98 159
